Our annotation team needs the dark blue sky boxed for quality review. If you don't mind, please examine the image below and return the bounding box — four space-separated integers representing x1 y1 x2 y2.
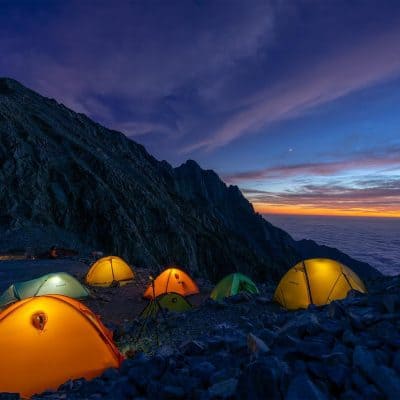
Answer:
1 0 399 216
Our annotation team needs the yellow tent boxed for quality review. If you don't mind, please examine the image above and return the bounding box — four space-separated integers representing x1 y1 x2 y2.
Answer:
0 295 123 397
274 258 367 310
86 256 134 287
143 267 199 299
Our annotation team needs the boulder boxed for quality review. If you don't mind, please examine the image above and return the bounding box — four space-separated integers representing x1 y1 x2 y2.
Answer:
392 351 400 373
161 385 185 399
191 361 217 386
179 340 206 356
237 357 289 400
208 378 238 399
285 374 328 400
247 333 270 357
370 366 400 400
353 346 376 377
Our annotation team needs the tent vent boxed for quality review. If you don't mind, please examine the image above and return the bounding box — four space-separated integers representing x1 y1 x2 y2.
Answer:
32 311 47 331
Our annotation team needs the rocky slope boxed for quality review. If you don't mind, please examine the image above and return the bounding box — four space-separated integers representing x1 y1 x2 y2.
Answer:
0 78 379 281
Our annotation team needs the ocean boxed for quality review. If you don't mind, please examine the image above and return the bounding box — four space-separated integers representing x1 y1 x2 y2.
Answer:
264 214 400 276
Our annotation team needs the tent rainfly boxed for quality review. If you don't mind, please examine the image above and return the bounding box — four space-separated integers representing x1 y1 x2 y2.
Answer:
210 273 259 301
274 258 367 310
86 256 134 287
140 292 192 318
0 272 89 308
143 267 199 298
0 295 123 397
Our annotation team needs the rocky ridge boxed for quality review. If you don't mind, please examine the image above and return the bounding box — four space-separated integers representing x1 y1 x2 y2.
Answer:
0 77 379 281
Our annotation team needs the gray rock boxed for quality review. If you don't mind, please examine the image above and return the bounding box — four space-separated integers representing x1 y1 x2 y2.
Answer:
108 377 138 399
325 364 350 387
208 378 238 399
392 351 400 373
320 351 349 366
256 328 277 346
381 294 398 313
255 296 269 305
226 292 251 304
343 329 359 346
162 385 185 399
340 389 365 400
285 373 328 400
155 345 175 358
222 334 247 354
319 319 344 335
191 361 217 385
247 333 270 356
295 335 332 358
179 340 206 355
210 369 239 385
237 357 289 400
326 301 346 319
351 371 369 390
374 349 390 365
101 368 120 381
353 346 375 377
205 336 225 351
370 366 400 400
88 395 103 400
278 313 321 337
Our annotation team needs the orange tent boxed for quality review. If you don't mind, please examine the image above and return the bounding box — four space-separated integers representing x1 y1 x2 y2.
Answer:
143 267 199 298
86 256 134 287
0 295 123 398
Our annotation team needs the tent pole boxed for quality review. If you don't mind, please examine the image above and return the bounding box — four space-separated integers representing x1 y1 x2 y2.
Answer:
110 258 115 281
302 260 314 305
341 270 353 291
33 276 50 297
325 272 342 304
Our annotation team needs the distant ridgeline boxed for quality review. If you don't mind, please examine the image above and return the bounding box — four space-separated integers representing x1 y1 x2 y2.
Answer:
0 78 381 281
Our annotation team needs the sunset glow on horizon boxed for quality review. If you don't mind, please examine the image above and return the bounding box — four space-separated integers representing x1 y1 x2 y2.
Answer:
253 203 400 219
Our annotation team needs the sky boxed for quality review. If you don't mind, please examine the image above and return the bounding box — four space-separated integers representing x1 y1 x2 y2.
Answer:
1 0 399 217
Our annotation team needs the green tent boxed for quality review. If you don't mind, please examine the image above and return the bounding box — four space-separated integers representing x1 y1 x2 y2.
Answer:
210 273 259 301
140 292 192 318
0 272 90 308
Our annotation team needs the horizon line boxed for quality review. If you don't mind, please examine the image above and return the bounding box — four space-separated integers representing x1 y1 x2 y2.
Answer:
253 204 400 219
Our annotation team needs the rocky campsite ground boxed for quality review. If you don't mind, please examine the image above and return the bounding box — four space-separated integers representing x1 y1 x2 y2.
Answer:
1 259 399 400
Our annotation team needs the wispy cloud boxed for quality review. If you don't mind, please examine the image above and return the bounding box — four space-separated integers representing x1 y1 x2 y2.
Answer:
224 147 400 183
188 27 400 152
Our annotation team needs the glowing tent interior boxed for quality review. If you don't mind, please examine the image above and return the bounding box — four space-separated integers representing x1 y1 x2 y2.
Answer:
0 295 123 397
274 258 367 310
86 256 134 287
210 273 259 301
0 272 90 308
143 267 199 298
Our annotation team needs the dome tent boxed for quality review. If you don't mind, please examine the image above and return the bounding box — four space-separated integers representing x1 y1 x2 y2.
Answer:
143 267 199 299
274 258 367 310
210 273 259 301
86 256 134 287
0 272 89 308
0 295 123 397
140 292 192 318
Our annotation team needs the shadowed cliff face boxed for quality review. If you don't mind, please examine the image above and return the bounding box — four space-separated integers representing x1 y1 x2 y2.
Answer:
0 78 380 281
